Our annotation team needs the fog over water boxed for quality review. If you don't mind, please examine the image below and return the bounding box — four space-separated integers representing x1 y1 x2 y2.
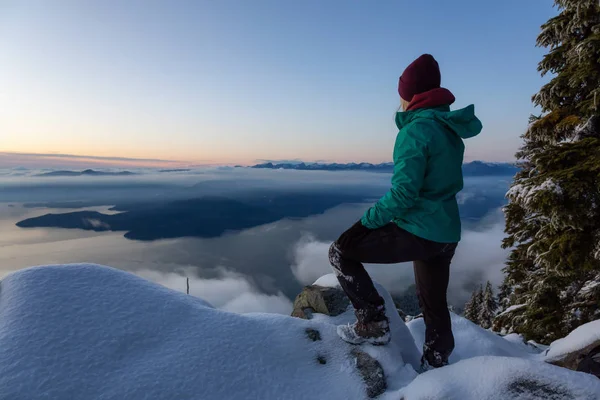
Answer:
0 168 511 314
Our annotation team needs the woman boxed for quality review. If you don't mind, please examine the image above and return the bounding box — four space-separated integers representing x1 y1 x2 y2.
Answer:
329 54 482 370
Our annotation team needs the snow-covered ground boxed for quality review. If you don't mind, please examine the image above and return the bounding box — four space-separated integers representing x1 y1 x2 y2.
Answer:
408 314 532 362
0 264 599 399
400 356 600 400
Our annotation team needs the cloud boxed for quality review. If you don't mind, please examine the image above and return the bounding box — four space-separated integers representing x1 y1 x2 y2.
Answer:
83 218 111 230
0 151 174 163
290 211 509 308
1 168 512 315
0 152 188 169
448 212 509 304
290 234 418 297
135 268 293 315
290 234 333 284
456 191 477 205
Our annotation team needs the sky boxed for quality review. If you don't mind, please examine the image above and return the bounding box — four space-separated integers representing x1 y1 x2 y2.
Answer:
0 0 556 167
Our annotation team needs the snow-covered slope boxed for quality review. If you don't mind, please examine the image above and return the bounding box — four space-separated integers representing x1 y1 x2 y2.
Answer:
1 264 599 399
0 265 374 399
407 314 533 362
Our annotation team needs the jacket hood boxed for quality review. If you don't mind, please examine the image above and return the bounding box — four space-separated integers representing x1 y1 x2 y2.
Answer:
396 103 483 140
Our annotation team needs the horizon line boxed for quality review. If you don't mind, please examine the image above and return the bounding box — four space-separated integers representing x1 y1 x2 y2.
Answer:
0 151 516 169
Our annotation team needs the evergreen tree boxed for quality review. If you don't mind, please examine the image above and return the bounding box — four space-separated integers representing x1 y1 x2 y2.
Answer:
496 0 600 344
464 286 483 324
478 281 498 329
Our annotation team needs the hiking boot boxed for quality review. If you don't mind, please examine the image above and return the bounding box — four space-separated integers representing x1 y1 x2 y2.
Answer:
420 347 450 372
337 318 391 346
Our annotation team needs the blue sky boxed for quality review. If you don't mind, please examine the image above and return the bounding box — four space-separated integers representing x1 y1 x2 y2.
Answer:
0 0 556 166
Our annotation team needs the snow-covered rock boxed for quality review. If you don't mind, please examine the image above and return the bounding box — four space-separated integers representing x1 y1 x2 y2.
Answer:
546 320 600 362
545 320 600 376
399 356 600 400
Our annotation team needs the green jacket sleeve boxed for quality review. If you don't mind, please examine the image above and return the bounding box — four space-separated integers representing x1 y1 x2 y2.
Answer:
361 126 428 229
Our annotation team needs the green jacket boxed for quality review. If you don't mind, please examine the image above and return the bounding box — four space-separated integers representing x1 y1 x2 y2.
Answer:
361 104 482 243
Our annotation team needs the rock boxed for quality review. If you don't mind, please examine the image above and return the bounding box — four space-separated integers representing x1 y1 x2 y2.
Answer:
291 285 350 319
576 344 600 377
549 339 600 378
545 320 600 378
291 307 314 319
350 348 387 398
305 328 321 342
317 355 327 365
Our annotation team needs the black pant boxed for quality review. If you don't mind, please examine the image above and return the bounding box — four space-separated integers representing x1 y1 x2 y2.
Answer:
329 223 457 359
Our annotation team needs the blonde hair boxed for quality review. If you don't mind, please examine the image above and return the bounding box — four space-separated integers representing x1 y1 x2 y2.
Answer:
401 97 411 112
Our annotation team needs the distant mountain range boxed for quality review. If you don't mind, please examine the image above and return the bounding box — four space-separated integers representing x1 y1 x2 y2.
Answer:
249 161 519 176
36 169 136 177
461 161 519 177
251 162 394 172
32 162 518 178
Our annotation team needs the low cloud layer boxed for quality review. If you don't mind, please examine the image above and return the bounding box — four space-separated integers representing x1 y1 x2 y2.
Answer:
1 168 512 315
136 268 293 315
290 211 509 308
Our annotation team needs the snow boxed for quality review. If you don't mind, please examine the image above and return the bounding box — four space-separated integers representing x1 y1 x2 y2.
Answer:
574 116 599 141
312 273 422 382
313 273 342 288
1 264 598 400
407 313 532 362
579 277 600 296
502 333 528 346
594 240 600 261
498 303 527 317
545 320 600 362
507 178 562 207
398 356 600 400
0 265 370 399
502 333 546 355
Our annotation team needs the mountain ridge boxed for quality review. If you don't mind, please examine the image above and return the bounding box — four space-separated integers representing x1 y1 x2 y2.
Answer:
249 160 519 176
36 169 136 177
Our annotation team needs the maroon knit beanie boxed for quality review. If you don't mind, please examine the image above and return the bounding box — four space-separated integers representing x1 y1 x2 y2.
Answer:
398 54 441 101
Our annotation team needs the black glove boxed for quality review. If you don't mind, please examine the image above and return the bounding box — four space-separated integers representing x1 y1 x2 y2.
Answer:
336 220 371 250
